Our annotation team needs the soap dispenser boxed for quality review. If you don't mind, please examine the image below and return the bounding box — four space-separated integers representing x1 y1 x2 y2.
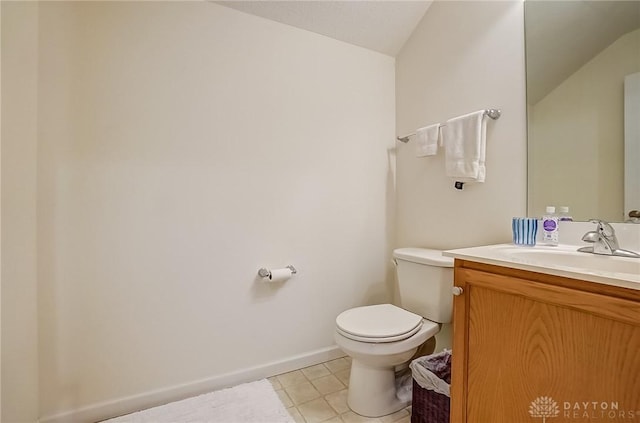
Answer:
542 206 559 246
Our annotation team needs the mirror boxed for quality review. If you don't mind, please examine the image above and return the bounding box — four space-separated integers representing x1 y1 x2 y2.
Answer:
525 0 640 222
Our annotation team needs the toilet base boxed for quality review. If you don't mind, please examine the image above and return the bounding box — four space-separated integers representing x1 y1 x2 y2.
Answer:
334 314 441 418
346 358 411 417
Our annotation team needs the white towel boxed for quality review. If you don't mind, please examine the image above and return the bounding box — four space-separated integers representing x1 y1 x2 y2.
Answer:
415 123 441 157
442 110 487 182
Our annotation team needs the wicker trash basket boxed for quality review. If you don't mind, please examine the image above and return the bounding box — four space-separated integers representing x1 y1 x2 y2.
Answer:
409 350 452 423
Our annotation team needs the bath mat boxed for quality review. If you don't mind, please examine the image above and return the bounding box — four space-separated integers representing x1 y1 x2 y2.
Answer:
104 379 295 423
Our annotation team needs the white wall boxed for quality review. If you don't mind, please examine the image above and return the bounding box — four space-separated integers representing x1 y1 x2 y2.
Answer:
529 29 640 222
396 1 527 250
32 2 395 421
1 2 40 422
394 1 527 350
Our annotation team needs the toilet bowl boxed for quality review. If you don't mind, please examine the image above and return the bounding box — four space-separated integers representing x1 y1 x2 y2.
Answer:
334 304 441 417
334 248 453 418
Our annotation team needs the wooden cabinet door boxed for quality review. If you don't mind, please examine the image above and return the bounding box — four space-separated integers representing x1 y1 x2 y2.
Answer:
451 264 640 423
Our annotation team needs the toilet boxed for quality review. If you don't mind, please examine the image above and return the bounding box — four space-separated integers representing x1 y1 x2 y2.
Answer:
334 248 454 417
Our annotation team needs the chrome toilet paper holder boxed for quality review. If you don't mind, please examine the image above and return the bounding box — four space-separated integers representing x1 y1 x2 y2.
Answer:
258 265 297 279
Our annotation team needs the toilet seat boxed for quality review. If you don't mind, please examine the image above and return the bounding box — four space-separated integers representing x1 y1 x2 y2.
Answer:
336 304 424 343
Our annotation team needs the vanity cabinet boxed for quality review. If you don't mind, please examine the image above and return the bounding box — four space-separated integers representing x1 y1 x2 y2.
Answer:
450 259 640 423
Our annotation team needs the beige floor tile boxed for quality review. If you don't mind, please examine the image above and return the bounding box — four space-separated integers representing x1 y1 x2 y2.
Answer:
378 408 410 423
277 370 309 388
324 358 351 373
324 389 350 414
273 357 415 423
334 369 351 386
310 374 345 395
301 364 332 380
275 389 294 408
268 376 282 390
285 380 322 405
297 397 338 423
287 406 306 423
340 411 382 423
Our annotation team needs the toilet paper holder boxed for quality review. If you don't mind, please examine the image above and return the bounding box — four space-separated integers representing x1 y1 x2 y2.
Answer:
258 265 297 279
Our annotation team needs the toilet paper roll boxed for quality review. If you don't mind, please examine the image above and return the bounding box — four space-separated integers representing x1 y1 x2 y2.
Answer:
267 267 292 283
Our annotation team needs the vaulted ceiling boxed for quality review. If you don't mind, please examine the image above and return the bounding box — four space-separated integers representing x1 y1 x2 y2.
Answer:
525 0 640 104
214 1 640 104
214 1 433 57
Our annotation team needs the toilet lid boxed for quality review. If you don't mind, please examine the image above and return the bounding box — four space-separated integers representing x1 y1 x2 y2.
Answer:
335 304 423 342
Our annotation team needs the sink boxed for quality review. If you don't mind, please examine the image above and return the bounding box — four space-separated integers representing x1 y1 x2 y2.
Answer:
503 246 640 277
444 243 640 290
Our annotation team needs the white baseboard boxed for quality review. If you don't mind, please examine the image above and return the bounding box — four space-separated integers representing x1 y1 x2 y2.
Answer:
39 345 346 423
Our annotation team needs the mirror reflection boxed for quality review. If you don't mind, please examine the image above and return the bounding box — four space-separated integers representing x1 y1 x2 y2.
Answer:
525 0 640 222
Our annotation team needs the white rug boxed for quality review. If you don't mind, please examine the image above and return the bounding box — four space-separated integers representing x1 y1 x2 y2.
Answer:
105 379 295 423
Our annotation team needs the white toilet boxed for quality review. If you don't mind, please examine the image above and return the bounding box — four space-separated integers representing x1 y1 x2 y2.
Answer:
334 248 454 418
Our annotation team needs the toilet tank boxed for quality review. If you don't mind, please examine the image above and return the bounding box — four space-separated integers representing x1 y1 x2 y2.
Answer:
393 248 454 324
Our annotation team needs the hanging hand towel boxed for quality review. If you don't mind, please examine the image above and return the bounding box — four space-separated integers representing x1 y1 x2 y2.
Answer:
415 123 441 157
442 110 487 182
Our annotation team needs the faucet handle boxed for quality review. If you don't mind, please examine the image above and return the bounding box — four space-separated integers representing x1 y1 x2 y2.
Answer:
588 219 615 238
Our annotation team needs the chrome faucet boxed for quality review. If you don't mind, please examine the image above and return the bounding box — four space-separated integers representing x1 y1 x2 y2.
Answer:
577 219 640 258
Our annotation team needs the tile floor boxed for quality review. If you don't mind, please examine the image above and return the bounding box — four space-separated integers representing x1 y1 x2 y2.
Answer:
268 357 412 423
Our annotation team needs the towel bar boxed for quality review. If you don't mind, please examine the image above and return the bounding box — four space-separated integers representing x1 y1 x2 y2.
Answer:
396 109 501 143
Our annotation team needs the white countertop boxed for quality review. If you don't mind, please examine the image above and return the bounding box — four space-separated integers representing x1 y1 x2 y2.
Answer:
444 243 640 291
